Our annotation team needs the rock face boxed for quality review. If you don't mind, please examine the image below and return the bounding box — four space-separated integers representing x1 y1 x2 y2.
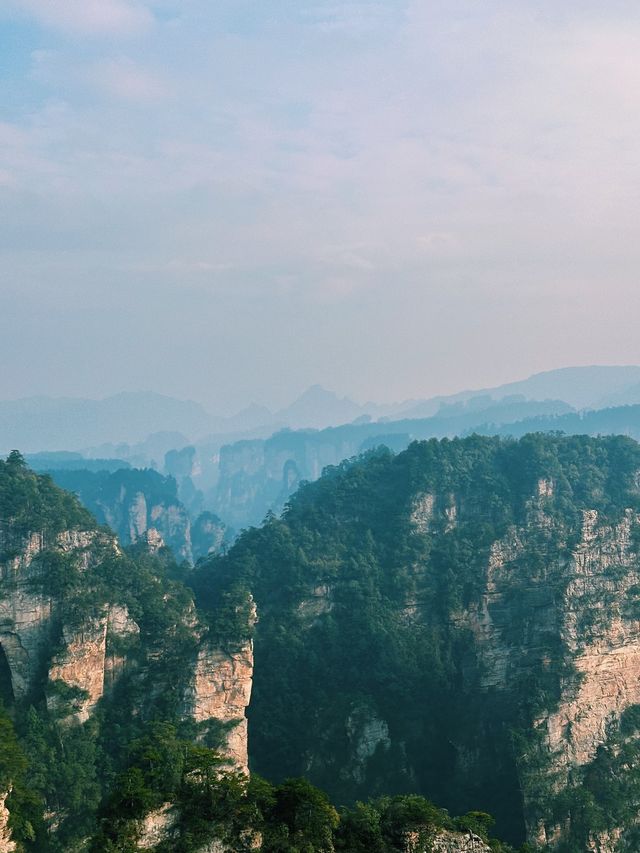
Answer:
214 433 367 529
0 791 16 853
429 830 491 853
345 706 391 784
0 528 104 701
191 511 228 562
45 468 195 562
0 525 253 759
137 803 179 850
232 436 640 851
185 639 254 773
460 496 640 846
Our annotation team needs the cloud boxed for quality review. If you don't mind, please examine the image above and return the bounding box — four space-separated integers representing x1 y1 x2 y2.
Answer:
9 0 153 36
4 1 640 406
90 58 170 101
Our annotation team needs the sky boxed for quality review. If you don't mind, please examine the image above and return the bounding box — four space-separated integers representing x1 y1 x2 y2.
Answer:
2 0 640 413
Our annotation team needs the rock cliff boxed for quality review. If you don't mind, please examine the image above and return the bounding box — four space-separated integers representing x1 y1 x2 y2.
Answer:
0 790 16 853
204 434 640 851
184 640 254 773
0 453 254 850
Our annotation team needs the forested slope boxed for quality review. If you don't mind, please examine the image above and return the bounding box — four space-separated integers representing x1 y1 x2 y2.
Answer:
194 434 640 851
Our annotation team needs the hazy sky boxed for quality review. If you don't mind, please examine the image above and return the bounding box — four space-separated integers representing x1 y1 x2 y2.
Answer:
2 0 640 413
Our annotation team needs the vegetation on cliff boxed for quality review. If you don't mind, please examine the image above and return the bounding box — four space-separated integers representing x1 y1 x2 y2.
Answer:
192 433 640 847
5 436 640 851
0 452 514 852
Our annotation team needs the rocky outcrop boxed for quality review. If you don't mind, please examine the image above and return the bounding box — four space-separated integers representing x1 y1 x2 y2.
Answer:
191 512 227 562
185 640 254 773
544 511 640 767
345 706 391 784
0 529 105 700
0 790 16 853
0 522 251 747
463 495 640 848
214 433 366 529
47 615 109 723
429 830 491 852
137 803 179 850
46 602 141 723
47 468 195 562
410 493 435 534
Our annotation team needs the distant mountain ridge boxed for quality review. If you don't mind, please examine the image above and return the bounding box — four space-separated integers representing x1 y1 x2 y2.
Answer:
4 365 640 455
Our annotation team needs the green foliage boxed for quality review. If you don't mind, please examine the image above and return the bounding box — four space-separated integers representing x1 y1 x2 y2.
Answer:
0 452 94 555
0 704 26 791
191 433 640 845
263 777 339 853
5 439 640 850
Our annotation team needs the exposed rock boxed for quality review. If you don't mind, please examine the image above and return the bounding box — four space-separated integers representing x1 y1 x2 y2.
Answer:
47 615 109 723
184 641 254 773
430 829 491 852
128 492 148 542
410 493 435 533
0 790 16 853
297 585 333 622
0 529 106 700
537 477 554 498
465 501 640 847
149 502 192 562
142 527 165 554
191 512 227 562
137 802 179 849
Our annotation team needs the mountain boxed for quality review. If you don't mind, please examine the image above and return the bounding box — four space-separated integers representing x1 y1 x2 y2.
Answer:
474 403 640 441
275 385 367 429
0 452 507 852
194 433 640 850
0 392 212 454
211 397 573 528
397 365 640 419
0 451 255 851
41 466 227 564
597 380 640 409
480 365 640 410
5 365 640 459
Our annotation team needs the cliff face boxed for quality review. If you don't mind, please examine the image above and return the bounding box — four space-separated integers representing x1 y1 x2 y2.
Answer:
429 830 491 853
45 468 194 562
462 489 640 848
184 640 254 773
0 524 252 755
0 454 254 850
0 791 16 853
204 435 640 851
47 467 230 566
0 528 105 703
214 434 365 529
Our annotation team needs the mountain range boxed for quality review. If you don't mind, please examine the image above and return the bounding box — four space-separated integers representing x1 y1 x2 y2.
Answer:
6 365 640 455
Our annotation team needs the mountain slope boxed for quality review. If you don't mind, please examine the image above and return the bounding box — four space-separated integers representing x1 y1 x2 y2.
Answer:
0 452 511 853
398 365 640 419
194 433 640 851
0 452 254 851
